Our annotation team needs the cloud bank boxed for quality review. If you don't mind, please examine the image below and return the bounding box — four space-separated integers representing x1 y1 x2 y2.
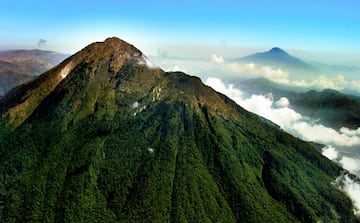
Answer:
335 173 360 216
211 54 225 64
322 146 360 176
206 77 360 148
148 53 360 94
208 55 359 92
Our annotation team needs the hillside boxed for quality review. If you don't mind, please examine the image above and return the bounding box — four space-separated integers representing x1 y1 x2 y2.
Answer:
0 37 359 222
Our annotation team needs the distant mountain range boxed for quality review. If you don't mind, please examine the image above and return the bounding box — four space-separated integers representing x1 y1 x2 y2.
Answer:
0 49 67 76
1 37 359 222
0 49 67 95
0 60 32 95
236 47 316 72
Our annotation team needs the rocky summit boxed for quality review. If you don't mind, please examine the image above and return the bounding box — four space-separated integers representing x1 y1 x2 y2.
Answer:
0 37 359 222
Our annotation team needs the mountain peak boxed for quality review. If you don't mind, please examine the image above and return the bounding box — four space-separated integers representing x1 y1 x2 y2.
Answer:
0 37 150 128
101 37 138 52
63 37 149 80
269 47 288 55
79 37 145 64
238 46 314 71
104 36 124 43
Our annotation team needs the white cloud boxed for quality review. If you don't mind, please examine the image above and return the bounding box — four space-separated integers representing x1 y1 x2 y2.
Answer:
322 146 339 160
211 54 224 64
339 157 360 175
207 54 352 91
322 146 360 176
336 174 360 216
275 97 290 107
290 122 360 147
131 101 140 109
261 66 290 84
150 53 359 93
351 81 360 92
206 77 242 100
172 65 186 72
205 78 360 148
143 56 158 69
340 127 360 137
323 146 360 215
225 62 290 84
238 95 302 128
222 61 347 91
292 75 347 91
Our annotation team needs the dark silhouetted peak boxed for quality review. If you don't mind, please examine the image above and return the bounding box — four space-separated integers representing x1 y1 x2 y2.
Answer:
238 46 314 71
268 47 289 56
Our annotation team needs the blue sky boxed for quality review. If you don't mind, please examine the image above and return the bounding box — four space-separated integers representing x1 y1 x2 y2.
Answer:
1 0 360 59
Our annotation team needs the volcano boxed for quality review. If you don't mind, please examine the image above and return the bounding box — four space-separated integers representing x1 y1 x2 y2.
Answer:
0 37 358 222
238 47 315 71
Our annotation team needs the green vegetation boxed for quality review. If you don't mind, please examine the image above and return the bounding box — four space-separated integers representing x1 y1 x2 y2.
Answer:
0 38 359 222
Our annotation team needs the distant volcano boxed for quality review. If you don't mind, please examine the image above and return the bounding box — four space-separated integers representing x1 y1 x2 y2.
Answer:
237 47 315 71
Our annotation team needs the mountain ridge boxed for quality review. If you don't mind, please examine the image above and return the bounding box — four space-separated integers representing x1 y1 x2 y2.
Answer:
0 37 359 222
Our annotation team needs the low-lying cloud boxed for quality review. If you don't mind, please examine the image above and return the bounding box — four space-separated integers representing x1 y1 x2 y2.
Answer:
335 173 360 216
322 145 340 161
352 81 360 91
340 127 360 137
291 122 360 147
275 97 290 107
322 146 360 176
211 54 225 64
221 61 290 84
206 77 360 147
323 145 360 216
291 75 347 91
208 55 358 92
